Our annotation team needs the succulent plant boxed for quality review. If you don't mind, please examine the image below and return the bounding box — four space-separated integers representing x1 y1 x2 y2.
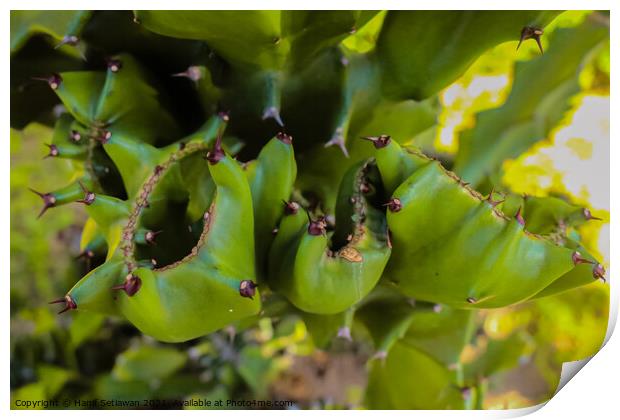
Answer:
11 10 608 409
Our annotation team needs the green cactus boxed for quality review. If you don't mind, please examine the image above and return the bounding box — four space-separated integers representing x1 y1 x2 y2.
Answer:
11 10 608 409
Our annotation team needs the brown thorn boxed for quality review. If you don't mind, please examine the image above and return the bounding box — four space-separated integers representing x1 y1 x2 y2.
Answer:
111 274 142 296
44 144 59 158
307 214 327 236
54 35 79 49
593 264 606 282
172 66 203 82
29 188 56 218
262 107 284 127
518 26 544 54
325 131 349 158
572 251 595 266
283 200 300 215
49 295 77 314
206 132 225 164
239 280 257 299
276 132 293 145
583 208 602 221
515 206 525 226
383 198 402 213
360 135 391 149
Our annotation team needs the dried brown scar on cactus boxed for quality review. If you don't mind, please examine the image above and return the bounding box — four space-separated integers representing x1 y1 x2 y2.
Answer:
517 26 544 54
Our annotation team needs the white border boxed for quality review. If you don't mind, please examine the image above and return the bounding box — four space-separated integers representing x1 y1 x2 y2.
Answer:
3 2 617 419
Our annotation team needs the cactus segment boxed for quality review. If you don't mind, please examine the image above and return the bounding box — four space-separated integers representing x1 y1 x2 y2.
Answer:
268 160 391 314
135 11 379 70
30 176 94 218
454 17 609 187
63 258 125 315
371 141 599 308
116 140 260 342
365 342 465 409
10 11 92 54
245 133 297 282
375 11 561 100
53 54 180 144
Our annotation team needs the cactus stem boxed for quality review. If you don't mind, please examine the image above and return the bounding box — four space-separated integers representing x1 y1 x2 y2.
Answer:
49 295 77 314
206 133 225 164
262 106 284 127
325 128 349 157
583 208 602 221
384 198 402 213
283 200 300 215
593 264 606 282
517 26 544 54
466 297 477 304
515 207 525 226
172 66 203 82
360 135 391 149
44 143 59 158
276 132 293 145
29 188 56 218
111 274 142 296
239 280 257 299
307 213 327 236
107 58 122 73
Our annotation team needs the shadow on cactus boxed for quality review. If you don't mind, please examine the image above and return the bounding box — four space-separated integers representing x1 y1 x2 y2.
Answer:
11 9 609 410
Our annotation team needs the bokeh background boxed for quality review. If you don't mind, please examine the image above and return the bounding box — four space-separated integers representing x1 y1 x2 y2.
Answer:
11 10 609 409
